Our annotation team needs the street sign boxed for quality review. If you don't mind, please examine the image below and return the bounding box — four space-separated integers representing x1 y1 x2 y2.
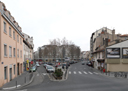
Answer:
31 61 33 64
27 60 29 63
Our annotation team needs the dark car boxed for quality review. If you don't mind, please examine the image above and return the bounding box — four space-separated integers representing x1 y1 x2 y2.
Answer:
62 63 68 69
86 61 93 67
67 63 70 66
48 62 53 65
82 61 85 65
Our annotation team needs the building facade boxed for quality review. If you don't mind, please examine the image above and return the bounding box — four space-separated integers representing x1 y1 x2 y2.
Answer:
91 27 128 70
0 2 24 87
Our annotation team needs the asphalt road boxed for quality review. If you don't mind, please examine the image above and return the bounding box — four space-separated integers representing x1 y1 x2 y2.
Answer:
19 61 128 91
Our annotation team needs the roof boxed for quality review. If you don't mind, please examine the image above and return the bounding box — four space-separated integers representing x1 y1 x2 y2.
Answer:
120 34 128 37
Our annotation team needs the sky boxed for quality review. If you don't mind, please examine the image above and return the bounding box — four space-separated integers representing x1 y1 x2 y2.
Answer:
1 0 128 52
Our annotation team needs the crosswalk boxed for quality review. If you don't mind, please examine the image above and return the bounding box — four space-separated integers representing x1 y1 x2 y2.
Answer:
68 71 98 75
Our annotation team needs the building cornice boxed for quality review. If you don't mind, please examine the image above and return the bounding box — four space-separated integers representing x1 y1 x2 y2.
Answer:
0 9 24 38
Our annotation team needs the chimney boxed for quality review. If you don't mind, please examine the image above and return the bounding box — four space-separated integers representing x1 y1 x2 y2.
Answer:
112 29 115 41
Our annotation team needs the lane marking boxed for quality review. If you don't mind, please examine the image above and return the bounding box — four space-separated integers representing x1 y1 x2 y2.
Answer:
83 71 87 74
69 71 71 74
88 72 93 74
74 71 76 74
93 72 98 74
42 73 47 75
3 85 21 90
79 71 82 74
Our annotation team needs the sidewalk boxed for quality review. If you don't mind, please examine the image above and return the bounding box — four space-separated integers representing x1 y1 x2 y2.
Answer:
1 71 33 90
90 67 128 79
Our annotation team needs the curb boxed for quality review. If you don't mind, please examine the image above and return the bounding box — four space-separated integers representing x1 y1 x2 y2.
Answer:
2 73 35 91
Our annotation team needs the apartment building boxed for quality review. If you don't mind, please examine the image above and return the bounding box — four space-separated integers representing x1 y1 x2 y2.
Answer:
90 27 128 69
23 39 33 71
0 2 24 87
91 27 116 69
22 32 34 60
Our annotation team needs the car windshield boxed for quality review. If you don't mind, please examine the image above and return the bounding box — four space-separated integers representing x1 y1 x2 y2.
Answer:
47 66 53 69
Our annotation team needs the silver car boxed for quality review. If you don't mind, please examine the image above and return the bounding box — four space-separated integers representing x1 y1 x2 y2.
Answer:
46 66 55 73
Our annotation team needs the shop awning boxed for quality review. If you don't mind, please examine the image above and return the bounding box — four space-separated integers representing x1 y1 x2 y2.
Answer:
97 59 105 62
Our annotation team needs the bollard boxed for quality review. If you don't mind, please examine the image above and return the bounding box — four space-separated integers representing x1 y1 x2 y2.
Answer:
16 81 17 88
25 77 26 83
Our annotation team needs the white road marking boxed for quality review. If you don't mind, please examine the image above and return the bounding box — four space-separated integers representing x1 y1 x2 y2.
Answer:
88 72 93 74
74 71 76 74
93 72 98 74
3 85 21 90
83 71 87 74
18 89 27 91
79 71 82 74
42 73 47 75
69 71 71 74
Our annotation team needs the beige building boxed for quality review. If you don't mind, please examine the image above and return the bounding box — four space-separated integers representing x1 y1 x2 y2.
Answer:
106 40 128 72
91 27 128 70
23 39 33 71
0 2 24 87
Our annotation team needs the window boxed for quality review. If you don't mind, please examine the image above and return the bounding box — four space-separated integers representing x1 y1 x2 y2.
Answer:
4 21 6 33
20 50 22 58
17 35 19 42
14 65 15 74
2 5 5 13
13 31 15 40
4 44 7 57
20 38 22 44
4 66 7 79
17 49 19 58
9 46 12 57
9 27 11 37
13 48 15 57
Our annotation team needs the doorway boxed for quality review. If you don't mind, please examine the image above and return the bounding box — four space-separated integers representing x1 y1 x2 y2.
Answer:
10 68 12 81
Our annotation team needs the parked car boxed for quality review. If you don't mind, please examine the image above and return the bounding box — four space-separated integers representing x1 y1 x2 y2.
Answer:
67 62 70 66
36 63 40 67
44 64 49 68
82 61 85 65
48 62 53 65
62 63 68 69
86 61 93 67
70 61 74 64
46 66 55 73
29 65 37 72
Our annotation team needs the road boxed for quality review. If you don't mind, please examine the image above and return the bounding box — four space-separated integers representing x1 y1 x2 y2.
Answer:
19 61 128 91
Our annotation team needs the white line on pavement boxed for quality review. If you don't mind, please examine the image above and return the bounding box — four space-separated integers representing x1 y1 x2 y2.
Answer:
79 71 82 74
74 71 76 74
93 72 98 74
42 73 47 75
88 72 93 74
3 85 21 90
69 71 71 74
83 71 87 74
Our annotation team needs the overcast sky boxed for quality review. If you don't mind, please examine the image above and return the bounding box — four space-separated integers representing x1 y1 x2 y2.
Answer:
1 0 128 51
